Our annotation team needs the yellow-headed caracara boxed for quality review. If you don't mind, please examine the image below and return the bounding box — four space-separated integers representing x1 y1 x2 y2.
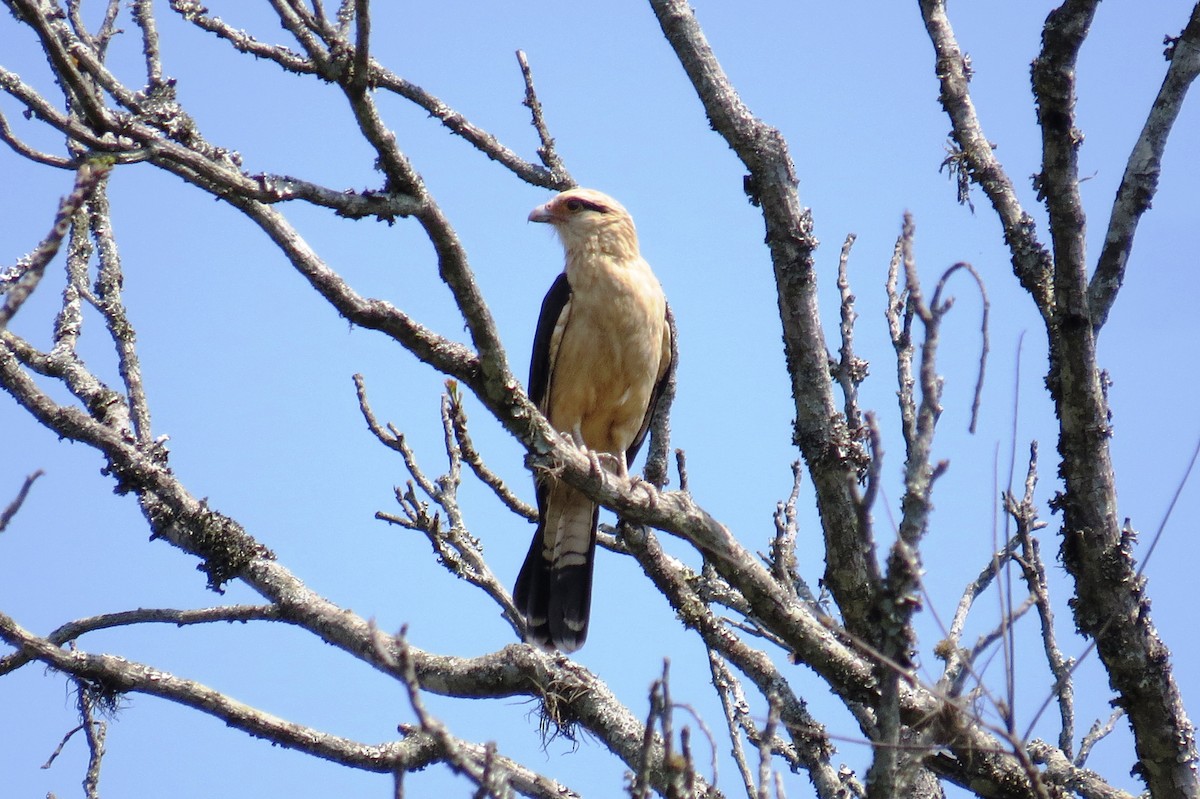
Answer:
514 188 673 652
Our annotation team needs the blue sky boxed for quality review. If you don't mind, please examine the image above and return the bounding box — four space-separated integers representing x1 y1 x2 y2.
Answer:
2 2 1198 797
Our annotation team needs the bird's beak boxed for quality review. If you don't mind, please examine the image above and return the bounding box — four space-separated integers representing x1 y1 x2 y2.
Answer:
528 203 554 224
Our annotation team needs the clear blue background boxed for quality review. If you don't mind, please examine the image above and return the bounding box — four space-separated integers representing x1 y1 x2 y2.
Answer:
2 2 1197 797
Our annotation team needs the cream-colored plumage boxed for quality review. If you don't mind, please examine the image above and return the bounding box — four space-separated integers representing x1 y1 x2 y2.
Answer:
514 188 672 652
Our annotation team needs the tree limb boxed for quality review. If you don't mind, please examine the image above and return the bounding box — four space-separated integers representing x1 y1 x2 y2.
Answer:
647 0 878 642
1089 4 1200 332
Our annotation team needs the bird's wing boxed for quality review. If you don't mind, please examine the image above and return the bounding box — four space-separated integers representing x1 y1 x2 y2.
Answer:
528 272 572 411
624 304 675 467
516 272 597 652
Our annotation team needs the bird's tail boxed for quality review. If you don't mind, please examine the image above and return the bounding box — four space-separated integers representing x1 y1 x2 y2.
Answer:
513 479 598 653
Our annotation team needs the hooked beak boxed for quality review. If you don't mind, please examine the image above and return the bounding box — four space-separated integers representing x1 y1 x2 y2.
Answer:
528 203 555 223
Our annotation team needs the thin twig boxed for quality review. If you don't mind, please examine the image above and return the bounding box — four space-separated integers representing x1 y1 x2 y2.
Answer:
0 605 283 676
446 381 537 521
671 698 719 793
78 678 107 799
833 233 865 431
40 722 85 770
130 0 164 85
0 109 72 167
709 652 761 799
757 693 780 799
767 461 802 597
855 413 883 566
0 469 44 533
1007 441 1075 755
929 262 989 433
2 159 112 329
934 533 1022 698
516 50 572 185
360 379 524 632
1076 709 1124 768
87 178 154 442
633 671 662 799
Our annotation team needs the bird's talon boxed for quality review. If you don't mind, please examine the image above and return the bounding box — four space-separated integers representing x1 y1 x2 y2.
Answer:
595 451 629 478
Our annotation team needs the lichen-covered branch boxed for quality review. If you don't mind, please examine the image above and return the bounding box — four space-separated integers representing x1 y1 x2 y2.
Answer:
918 2 1198 795
917 0 1054 313
0 605 282 677
1089 4 1200 332
169 0 571 190
1 159 111 328
2 2 1191 797
648 0 878 643
1032 4 1198 794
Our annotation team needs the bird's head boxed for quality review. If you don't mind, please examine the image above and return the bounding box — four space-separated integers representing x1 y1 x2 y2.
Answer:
528 188 639 260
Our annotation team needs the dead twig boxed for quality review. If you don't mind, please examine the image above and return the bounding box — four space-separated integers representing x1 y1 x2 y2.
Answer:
0 469 44 533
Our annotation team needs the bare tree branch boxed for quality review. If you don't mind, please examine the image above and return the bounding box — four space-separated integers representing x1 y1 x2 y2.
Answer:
1036 0 1199 783
516 49 573 186
1002 443 1076 756
370 390 525 634
930 262 989 434
169 1 570 190
1028 739 1136 799
1 159 112 329
2 2 1194 798
0 609 442 773
78 676 107 799
1089 4 1200 331
832 233 866 433
445 382 538 522
648 0 878 642
0 605 282 677
0 107 73 167
372 624 578 799
917 0 1053 313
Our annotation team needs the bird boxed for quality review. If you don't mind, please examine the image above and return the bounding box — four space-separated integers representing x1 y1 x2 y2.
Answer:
513 188 673 652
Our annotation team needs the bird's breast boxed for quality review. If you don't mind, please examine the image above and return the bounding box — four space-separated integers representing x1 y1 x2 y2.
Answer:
548 257 666 455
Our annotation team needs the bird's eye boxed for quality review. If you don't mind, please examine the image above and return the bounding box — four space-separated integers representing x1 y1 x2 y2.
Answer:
565 198 583 212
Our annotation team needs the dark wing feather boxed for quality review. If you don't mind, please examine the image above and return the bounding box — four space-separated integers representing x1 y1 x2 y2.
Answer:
528 272 572 411
625 303 675 467
514 273 576 650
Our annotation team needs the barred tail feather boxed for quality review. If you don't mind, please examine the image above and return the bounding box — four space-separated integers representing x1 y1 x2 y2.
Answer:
514 481 597 653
